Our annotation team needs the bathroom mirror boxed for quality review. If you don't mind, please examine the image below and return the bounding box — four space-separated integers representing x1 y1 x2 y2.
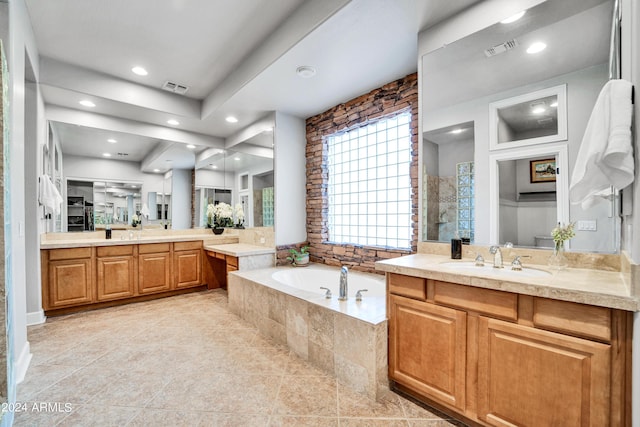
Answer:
195 127 274 228
420 0 619 252
489 84 567 150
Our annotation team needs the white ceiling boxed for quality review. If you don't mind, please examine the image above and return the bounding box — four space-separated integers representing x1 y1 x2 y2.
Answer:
25 0 482 171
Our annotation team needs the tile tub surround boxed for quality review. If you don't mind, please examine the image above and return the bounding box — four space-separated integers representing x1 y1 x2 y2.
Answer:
228 265 389 400
377 252 639 312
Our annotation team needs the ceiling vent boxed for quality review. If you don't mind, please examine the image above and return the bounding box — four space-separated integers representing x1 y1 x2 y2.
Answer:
484 39 519 57
162 81 189 95
117 152 129 157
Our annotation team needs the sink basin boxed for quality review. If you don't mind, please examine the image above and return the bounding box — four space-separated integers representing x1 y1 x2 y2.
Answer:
440 261 551 277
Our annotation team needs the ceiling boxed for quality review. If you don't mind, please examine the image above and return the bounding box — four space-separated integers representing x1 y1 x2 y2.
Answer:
25 0 482 173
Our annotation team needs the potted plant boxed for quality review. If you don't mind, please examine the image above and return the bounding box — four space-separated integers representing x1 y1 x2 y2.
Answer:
208 202 233 234
287 246 310 266
131 214 140 227
234 203 245 229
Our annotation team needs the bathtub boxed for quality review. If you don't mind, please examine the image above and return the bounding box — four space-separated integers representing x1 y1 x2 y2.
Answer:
271 267 386 298
227 263 389 400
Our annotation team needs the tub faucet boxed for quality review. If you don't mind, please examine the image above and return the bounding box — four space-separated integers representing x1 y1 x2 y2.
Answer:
338 266 348 300
489 246 503 269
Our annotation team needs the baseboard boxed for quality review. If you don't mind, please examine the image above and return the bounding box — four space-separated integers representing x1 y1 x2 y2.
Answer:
14 341 32 384
26 309 46 326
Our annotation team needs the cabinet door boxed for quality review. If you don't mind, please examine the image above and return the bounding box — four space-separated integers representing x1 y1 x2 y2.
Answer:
96 256 135 301
478 317 611 427
48 259 93 308
389 294 467 410
173 249 202 289
138 252 171 294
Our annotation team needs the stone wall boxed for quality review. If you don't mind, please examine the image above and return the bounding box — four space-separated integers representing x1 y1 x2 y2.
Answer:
282 73 418 272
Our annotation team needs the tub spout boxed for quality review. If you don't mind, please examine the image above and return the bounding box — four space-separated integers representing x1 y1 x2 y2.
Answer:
338 266 348 300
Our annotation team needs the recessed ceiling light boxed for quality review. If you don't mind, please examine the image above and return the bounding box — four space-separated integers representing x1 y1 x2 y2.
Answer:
234 157 241 161
500 11 525 24
79 100 96 107
225 116 238 123
102 153 111 157
532 106 546 114
526 42 547 54
550 101 558 107
132 66 148 76
186 144 196 149
167 119 180 126
211 165 218 169
153 168 160 173
296 66 316 78
450 129 464 134
107 138 117 144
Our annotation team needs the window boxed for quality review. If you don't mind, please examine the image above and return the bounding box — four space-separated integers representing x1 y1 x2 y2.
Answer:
327 111 412 249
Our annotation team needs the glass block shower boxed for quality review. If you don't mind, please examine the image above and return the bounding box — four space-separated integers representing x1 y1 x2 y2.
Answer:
456 161 474 242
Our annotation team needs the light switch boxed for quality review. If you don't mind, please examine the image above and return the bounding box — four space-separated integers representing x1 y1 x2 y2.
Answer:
577 220 597 231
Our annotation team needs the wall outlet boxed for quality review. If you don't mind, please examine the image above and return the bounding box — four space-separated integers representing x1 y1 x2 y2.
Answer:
577 220 597 231
260 237 266 244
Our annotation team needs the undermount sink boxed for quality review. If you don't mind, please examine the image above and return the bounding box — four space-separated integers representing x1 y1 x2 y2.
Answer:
440 261 552 277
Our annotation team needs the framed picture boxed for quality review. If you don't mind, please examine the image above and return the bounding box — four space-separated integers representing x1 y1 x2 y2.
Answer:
530 158 556 183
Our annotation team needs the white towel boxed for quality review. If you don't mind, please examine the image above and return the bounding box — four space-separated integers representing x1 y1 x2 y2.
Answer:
569 79 634 209
38 174 63 216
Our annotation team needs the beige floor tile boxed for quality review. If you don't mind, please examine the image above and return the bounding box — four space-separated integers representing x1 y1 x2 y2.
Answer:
12 401 74 426
337 383 406 418
148 372 281 413
56 404 141 426
16 364 79 401
268 415 339 426
339 418 410 427
273 375 338 417
19 290 459 427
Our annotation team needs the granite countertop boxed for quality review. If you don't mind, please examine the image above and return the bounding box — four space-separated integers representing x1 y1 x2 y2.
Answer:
376 254 639 311
204 243 275 257
41 233 238 249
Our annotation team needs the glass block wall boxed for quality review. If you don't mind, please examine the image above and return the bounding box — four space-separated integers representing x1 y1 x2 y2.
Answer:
262 187 274 227
456 161 474 242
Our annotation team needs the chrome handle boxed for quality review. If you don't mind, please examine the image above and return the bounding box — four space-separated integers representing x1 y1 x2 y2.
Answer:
475 254 485 266
355 289 368 301
319 287 332 299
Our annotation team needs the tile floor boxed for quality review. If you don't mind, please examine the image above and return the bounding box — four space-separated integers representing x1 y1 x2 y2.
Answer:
15 290 462 426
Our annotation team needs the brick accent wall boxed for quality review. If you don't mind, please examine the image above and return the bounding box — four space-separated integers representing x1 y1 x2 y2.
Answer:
295 73 419 273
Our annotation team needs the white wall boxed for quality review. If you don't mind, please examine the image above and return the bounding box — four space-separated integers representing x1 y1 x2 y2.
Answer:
274 112 306 246
4 0 45 413
171 168 192 229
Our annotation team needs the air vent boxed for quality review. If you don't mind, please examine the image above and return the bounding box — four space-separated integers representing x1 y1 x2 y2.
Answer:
484 39 519 57
537 117 554 126
117 152 129 157
162 81 189 95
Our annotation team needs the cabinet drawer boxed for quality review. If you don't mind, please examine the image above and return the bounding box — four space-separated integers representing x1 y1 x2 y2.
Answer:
138 243 170 254
533 298 612 342
48 247 92 261
97 245 134 257
389 273 426 300
174 241 202 251
226 255 238 268
433 281 517 321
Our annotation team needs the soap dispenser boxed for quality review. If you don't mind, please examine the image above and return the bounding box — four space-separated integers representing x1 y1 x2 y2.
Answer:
451 233 462 259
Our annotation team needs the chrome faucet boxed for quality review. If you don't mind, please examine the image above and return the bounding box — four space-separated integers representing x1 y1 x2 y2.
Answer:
489 246 503 268
338 266 348 300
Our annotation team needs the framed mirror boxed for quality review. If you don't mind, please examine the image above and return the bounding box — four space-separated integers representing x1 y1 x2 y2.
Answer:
489 84 568 150
419 0 619 252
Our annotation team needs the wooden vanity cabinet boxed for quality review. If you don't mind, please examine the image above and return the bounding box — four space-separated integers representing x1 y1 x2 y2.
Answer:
387 273 632 427
96 245 136 301
389 294 467 410
204 250 238 289
173 241 202 289
42 247 94 309
138 243 172 294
